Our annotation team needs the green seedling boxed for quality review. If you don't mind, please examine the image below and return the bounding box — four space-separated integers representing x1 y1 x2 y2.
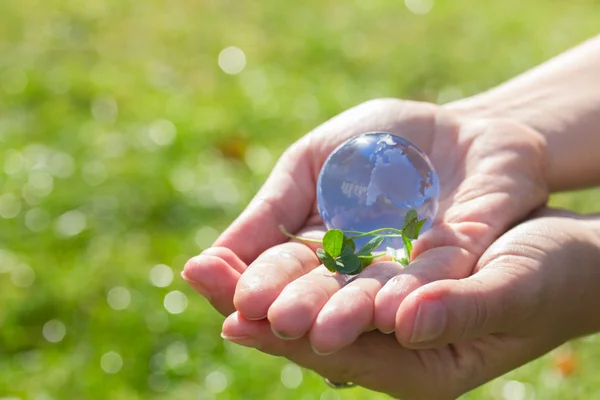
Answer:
280 208 427 275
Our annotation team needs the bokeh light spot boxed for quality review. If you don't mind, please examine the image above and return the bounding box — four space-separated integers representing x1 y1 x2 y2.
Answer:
405 0 434 14
25 208 51 232
91 95 118 124
101 351 123 374
280 363 303 389
244 145 273 175
4 149 25 175
28 170 54 197
11 264 35 287
165 341 189 369
0 193 22 219
107 286 131 310
54 210 87 237
218 46 246 75
149 264 174 288
169 167 195 193
45 68 71 94
149 119 177 146
82 161 107 186
148 372 170 392
149 352 167 373
205 370 228 393
43 319 66 343
22 185 42 206
0 249 18 274
48 152 75 178
164 290 187 314
502 380 526 400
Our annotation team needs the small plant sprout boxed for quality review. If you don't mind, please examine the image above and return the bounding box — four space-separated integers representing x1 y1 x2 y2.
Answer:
280 208 427 275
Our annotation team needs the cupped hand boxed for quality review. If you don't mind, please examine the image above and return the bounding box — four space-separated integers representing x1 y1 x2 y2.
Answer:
184 98 548 352
187 209 600 399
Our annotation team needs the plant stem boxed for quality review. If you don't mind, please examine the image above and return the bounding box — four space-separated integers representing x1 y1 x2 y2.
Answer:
279 225 323 243
346 228 404 239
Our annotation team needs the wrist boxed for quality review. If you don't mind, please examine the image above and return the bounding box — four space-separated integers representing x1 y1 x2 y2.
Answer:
443 94 503 122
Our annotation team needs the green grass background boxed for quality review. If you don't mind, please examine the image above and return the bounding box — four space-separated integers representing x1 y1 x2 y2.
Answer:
1 0 599 398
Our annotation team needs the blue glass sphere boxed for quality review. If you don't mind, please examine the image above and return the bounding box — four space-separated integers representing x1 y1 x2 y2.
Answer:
316 132 439 251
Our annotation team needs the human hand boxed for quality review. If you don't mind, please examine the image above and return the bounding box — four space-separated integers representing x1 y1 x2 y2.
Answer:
187 209 600 399
185 98 548 353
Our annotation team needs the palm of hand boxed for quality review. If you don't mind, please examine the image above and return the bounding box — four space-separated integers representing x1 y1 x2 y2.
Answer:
187 210 597 399
183 98 549 397
219 210 598 400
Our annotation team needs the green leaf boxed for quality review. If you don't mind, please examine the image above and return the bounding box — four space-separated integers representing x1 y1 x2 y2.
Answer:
337 246 363 275
402 234 413 261
399 257 410 266
316 248 337 272
405 217 427 240
322 229 345 257
358 254 376 268
403 209 418 230
405 222 418 239
414 219 426 238
343 236 356 251
357 235 385 256
402 209 422 239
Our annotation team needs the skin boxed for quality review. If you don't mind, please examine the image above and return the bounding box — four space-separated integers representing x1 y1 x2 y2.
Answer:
183 36 600 398
185 210 600 399
200 99 548 349
448 35 600 190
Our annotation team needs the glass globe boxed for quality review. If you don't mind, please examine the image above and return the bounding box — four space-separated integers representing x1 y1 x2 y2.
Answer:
316 132 439 251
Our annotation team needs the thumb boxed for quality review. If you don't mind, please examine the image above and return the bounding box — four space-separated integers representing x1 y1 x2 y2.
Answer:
214 140 315 263
394 268 540 348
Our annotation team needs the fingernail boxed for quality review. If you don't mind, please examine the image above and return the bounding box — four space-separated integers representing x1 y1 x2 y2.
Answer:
181 269 201 283
243 314 268 321
272 330 290 340
311 345 335 356
271 328 302 341
221 333 261 349
181 271 212 301
410 299 446 343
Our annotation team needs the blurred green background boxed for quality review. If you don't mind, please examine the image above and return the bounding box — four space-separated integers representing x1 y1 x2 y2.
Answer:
1 0 599 399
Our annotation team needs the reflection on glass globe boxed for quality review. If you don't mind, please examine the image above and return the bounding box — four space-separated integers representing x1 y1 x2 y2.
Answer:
316 132 439 251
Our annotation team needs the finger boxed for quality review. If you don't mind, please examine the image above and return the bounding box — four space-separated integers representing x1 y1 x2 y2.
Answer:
213 140 316 264
223 311 558 399
373 246 477 334
214 100 445 264
234 241 321 320
267 266 348 340
221 312 441 399
182 248 246 316
411 221 490 260
201 246 247 273
395 266 538 349
308 261 403 355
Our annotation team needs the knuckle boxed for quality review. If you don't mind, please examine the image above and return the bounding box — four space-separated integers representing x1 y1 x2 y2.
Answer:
461 278 491 340
343 285 376 306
